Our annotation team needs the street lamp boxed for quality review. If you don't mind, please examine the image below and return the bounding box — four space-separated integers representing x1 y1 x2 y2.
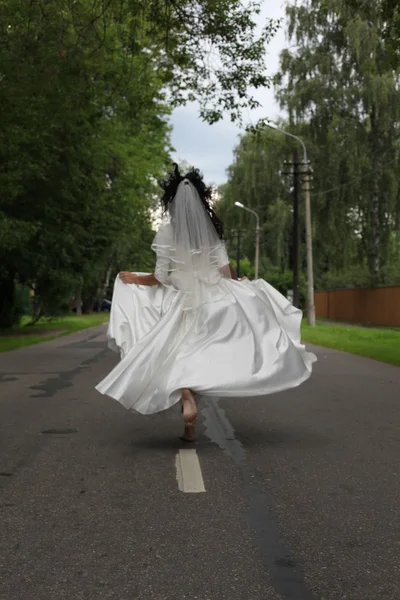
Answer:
265 123 316 327
234 202 260 279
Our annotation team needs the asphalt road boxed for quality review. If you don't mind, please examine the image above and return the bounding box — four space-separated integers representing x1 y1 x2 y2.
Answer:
0 325 399 600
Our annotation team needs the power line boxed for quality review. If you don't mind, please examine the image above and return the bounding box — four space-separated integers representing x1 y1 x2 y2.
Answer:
310 155 398 198
241 112 398 200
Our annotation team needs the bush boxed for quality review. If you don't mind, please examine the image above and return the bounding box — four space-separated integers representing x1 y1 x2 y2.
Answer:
317 263 400 290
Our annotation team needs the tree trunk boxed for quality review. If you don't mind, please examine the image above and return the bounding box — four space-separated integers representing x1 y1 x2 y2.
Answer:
103 266 112 297
28 302 43 326
75 287 82 316
82 296 94 314
0 272 18 329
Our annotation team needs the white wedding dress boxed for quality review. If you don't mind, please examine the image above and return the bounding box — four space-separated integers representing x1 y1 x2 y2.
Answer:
95 229 317 414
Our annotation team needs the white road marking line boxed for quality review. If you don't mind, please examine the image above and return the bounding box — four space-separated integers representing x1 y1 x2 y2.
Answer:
175 449 206 493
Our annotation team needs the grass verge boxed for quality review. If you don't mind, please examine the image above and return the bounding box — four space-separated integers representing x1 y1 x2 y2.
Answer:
0 313 109 352
301 322 400 367
3 313 399 366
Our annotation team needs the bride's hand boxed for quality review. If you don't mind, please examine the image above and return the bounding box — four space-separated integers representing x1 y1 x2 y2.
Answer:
240 276 249 281
119 272 137 285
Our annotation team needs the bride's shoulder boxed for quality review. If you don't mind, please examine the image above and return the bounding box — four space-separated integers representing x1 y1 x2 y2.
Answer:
157 214 172 229
157 219 173 237
153 218 173 248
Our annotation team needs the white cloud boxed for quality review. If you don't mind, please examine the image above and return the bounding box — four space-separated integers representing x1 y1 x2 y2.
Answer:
170 2 287 185
170 104 241 186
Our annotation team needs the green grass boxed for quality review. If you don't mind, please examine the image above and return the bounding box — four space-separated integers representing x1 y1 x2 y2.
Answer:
0 313 109 352
3 311 399 367
301 322 400 366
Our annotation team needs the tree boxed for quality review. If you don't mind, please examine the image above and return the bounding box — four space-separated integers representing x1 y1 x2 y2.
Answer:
217 128 294 277
0 0 280 326
0 0 170 325
276 0 400 285
142 0 280 123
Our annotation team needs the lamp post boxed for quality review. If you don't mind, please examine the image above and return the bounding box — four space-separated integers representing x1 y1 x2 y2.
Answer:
265 123 316 326
234 202 260 280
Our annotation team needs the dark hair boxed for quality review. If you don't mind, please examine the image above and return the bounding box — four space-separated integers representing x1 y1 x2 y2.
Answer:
159 164 224 239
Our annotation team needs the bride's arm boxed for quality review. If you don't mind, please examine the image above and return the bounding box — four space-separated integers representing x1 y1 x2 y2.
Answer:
119 272 160 286
223 265 248 281
134 273 160 286
228 264 238 280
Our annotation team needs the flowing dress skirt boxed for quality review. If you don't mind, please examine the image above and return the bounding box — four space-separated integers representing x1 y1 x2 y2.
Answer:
95 276 317 414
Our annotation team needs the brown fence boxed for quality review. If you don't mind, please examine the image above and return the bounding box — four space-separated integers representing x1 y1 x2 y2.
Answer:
315 286 400 327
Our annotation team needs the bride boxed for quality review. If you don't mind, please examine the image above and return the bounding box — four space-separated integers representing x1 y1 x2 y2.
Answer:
96 165 316 441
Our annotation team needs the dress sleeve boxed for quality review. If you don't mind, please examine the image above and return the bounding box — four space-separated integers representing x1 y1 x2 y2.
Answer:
152 222 173 285
211 242 231 278
215 243 229 268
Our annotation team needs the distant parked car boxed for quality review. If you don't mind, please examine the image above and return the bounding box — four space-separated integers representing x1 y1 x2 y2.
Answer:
101 299 111 312
93 299 112 312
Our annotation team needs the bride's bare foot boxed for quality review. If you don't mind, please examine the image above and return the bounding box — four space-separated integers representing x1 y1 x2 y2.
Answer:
181 388 198 426
180 424 196 442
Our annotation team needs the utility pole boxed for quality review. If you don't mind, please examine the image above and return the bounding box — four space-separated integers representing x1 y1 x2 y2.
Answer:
292 148 300 308
236 229 241 279
255 220 260 280
283 152 301 308
265 124 315 326
234 203 260 279
302 161 315 325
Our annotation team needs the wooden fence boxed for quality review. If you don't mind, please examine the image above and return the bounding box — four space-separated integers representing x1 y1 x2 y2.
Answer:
314 285 400 327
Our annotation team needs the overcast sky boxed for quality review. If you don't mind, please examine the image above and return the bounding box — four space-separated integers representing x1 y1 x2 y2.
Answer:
170 2 287 186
